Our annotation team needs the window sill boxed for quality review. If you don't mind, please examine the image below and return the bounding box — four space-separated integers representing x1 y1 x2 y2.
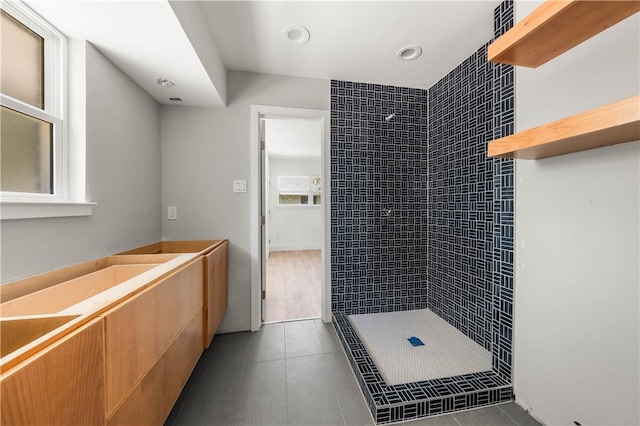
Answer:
0 200 96 220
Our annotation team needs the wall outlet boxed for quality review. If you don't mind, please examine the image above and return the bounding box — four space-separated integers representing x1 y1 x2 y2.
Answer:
168 206 177 220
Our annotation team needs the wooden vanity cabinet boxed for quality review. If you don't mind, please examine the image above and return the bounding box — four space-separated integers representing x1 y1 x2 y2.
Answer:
0 253 205 426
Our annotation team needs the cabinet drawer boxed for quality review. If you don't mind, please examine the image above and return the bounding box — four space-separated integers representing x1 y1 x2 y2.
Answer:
104 258 203 415
0 318 105 425
107 308 203 425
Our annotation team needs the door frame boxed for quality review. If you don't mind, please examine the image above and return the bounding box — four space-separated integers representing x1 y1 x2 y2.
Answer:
249 105 331 332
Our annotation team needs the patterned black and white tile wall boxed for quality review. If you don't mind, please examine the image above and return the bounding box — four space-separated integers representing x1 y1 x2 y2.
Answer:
491 0 515 383
330 0 515 422
426 0 515 385
330 83 429 315
426 43 496 353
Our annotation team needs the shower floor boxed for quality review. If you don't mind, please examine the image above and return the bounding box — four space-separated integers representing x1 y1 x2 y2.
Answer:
348 309 492 386
333 311 512 424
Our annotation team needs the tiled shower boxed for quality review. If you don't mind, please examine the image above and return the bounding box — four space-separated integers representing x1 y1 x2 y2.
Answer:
330 0 515 423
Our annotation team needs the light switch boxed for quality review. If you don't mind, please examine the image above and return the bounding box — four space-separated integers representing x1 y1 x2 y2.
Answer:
233 180 247 193
168 206 177 220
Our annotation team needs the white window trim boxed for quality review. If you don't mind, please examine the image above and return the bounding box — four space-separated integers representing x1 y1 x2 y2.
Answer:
1 0 92 220
277 175 309 192
276 175 321 207
0 201 96 220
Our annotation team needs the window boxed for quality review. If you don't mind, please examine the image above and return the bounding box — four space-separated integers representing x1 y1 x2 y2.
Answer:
1 1 65 201
277 175 321 206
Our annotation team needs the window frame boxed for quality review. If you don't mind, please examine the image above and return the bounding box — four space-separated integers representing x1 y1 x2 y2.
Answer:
1 0 67 202
276 175 321 207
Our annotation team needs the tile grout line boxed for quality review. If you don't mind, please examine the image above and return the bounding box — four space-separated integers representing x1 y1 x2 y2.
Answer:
169 350 208 425
450 412 463 426
497 403 521 426
228 367 243 426
316 319 348 426
229 337 252 426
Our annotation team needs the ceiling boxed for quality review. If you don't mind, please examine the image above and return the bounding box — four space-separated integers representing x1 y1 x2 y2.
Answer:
24 1 502 108
200 1 499 90
25 0 225 107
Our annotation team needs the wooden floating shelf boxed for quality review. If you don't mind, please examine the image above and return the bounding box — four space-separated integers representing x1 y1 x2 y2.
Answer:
488 95 640 160
488 0 640 67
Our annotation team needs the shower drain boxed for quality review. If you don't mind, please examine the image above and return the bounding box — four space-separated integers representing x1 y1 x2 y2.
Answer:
408 336 425 346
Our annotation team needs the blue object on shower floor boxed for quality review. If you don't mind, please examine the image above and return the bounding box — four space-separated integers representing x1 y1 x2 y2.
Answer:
408 336 424 347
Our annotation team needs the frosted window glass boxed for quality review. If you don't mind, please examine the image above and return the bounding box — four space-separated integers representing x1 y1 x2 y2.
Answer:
1 106 53 194
0 10 44 108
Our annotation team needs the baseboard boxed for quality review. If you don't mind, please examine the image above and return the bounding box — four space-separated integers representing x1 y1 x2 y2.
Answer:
270 243 321 252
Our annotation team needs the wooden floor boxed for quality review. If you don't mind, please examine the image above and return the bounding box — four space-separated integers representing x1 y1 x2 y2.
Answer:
265 250 321 323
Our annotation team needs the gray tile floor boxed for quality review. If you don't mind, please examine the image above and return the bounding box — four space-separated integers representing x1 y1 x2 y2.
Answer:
166 319 541 426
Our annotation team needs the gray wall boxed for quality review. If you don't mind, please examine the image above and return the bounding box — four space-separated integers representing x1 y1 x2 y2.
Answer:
1 42 161 282
160 71 329 333
513 2 639 425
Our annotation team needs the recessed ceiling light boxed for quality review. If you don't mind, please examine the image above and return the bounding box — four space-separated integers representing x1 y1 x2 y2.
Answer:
397 45 422 61
284 25 310 44
157 78 175 88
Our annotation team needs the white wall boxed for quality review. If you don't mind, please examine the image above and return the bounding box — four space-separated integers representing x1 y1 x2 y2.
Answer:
265 153 271 259
160 71 329 333
168 0 226 107
268 157 322 252
1 42 162 282
513 3 639 425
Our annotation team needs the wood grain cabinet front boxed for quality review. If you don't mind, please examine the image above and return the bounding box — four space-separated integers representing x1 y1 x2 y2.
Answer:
117 240 229 348
0 318 106 426
107 308 203 425
0 253 205 426
205 240 229 346
103 258 204 416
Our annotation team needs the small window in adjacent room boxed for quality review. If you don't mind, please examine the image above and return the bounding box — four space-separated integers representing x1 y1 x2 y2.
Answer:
0 3 65 200
277 175 321 206
279 193 309 205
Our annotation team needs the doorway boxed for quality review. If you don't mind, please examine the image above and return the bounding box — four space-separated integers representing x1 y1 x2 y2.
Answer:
250 105 331 331
263 118 322 322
